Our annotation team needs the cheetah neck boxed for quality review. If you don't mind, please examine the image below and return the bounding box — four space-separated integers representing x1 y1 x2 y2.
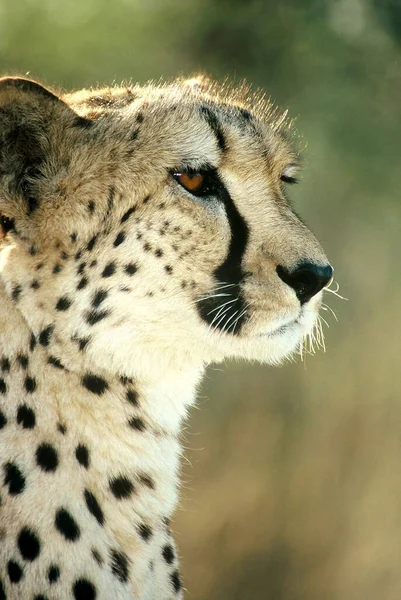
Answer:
0 247 205 435
0 274 202 592
0 278 199 597
0 273 203 509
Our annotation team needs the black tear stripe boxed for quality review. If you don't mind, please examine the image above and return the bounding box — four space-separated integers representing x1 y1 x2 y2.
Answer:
196 178 249 335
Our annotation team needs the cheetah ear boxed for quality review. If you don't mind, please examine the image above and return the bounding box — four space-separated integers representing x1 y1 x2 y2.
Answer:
0 77 91 238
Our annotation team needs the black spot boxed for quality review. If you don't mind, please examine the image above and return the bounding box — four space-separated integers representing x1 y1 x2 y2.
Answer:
139 473 155 489
48 356 65 369
39 325 54 346
30 333 37 351
163 516 171 528
155 248 163 257
92 289 108 308
143 242 151 252
18 527 40 561
84 490 104 526
25 375 36 393
77 262 86 275
86 309 110 326
82 374 108 395
72 579 96 600
73 116 93 129
136 112 144 123
0 410 7 429
55 508 80 542
124 263 138 275
7 560 23 583
87 235 97 252
75 250 83 261
107 186 115 212
77 277 88 290
109 476 134 499
17 354 29 368
75 444 90 468
130 129 139 141
35 262 44 271
162 544 175 564
31 279 41 289
55 296 72 311
113 231 126 247
48 565 60 584
34 595 48 600
70 232 77 243
52 264 62 274
90 260 97 268
138 523 152 541
102 262 116 278
78 337 90 351
0 379 6 394
36 443 59 472
171 570 182 593
57 423 67 435
0 578 6 599
4 462 25 495
143 195 150 204
17 404 36 429
126 390 138 406
129 417 145 432
91 548 103 565
1 357 10 372
238 107 252 120
88 201 95 215
0 214 15 236
164 265 173 274
110 549 129 583
12 285 22 302
120 206 135 223
27 196 39 215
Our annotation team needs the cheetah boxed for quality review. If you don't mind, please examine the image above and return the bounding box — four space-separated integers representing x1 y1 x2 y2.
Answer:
0 75 333 600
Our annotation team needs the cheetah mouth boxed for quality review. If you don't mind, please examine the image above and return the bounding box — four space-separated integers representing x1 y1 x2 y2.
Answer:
257 318 300 338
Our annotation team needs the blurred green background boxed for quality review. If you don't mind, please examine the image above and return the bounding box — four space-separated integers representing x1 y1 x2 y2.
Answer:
1 0 400 598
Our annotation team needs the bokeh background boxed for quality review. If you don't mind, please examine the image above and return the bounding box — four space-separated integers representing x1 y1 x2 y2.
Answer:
1 0 400 598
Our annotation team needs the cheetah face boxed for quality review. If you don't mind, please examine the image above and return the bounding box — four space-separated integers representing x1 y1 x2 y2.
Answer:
0 77 332 376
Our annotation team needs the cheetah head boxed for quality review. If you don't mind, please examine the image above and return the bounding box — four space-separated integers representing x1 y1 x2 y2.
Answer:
0 76 332 379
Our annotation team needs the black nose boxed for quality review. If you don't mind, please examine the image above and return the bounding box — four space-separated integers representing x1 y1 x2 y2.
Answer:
276 262 333 304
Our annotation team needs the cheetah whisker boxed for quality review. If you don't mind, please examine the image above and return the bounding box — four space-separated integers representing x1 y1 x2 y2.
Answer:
321 303 338 322
206 298 237 317
324 279 347 301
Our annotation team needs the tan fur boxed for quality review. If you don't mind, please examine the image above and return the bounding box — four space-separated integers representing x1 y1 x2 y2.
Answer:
0 76 330 599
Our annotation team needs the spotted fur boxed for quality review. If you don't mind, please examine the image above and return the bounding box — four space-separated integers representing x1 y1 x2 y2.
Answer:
0 75 331 599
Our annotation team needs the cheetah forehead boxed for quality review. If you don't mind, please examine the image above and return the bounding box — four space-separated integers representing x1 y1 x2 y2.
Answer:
65 76 296 146
66 77 281 116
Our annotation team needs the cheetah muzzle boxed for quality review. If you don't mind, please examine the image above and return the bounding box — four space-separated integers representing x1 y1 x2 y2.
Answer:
0 75 332 599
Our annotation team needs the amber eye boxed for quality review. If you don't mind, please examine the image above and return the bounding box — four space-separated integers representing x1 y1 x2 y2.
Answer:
173 172 205 193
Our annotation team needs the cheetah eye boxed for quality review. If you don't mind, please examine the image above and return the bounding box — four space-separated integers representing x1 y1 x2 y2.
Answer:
280 164 299 185
173 171 205 194
172 167 223 199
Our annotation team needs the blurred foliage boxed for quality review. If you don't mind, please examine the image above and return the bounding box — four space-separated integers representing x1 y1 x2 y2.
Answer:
1 0 400 598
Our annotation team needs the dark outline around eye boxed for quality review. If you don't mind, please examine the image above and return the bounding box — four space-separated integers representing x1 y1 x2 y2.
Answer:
280 174 298 184
171 167 220 198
